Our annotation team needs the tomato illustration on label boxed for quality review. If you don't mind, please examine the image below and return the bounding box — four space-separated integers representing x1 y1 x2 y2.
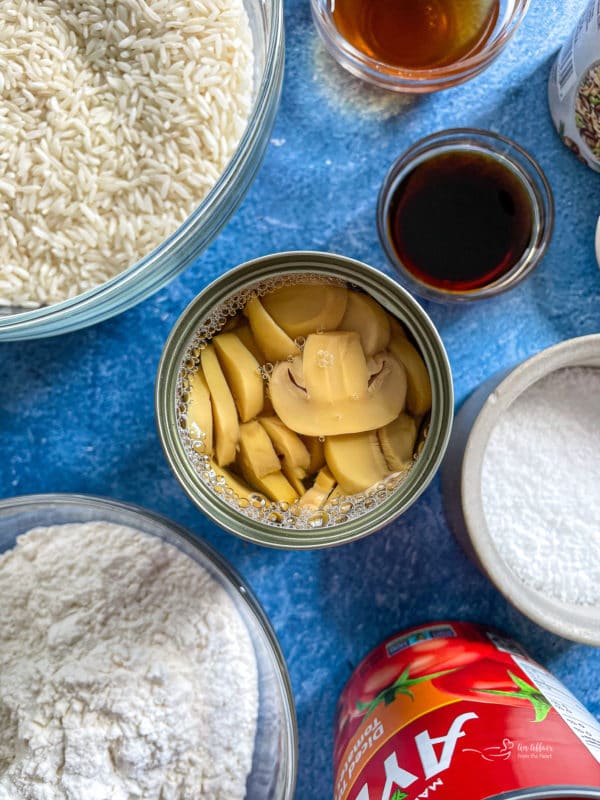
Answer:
432 660 552 722
356 666 455 718
337 634 486 731
333 625 488 767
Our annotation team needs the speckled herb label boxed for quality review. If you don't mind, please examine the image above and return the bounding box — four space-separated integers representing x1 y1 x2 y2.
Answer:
548 0 600 171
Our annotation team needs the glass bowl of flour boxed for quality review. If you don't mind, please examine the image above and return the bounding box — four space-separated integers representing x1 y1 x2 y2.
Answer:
0 493 297 799
441 334 600 646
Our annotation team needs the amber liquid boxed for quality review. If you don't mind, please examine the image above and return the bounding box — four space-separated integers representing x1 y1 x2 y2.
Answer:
386 151 534 292
332 0 500 70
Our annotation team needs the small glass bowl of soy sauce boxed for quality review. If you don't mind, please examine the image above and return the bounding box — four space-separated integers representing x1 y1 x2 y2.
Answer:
377 129 554 303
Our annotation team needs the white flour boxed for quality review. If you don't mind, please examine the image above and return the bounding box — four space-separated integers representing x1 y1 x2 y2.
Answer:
0 521 258 800
481 366 600 606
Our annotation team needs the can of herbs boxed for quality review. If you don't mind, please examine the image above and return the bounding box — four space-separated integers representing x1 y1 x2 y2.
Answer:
548 0 600 170
334 621 600 800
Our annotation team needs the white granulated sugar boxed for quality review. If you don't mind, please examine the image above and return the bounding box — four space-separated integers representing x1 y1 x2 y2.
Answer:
0 0 253 309
481 367 600 606
0 521 258 800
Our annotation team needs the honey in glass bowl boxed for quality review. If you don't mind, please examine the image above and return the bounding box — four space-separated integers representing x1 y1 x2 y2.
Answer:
331 0 499 71
310 0 530 93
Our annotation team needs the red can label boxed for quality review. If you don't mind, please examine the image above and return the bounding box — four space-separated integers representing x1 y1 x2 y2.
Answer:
333 622 600 800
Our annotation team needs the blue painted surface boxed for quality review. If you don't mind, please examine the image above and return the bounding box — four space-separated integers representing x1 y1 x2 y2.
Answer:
1 0 600 797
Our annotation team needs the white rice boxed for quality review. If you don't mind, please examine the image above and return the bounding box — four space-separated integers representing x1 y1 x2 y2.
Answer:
0 0 254 309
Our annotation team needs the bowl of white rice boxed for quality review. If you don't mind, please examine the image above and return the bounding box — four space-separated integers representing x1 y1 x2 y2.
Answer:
0 493 297 797
0 0 284 340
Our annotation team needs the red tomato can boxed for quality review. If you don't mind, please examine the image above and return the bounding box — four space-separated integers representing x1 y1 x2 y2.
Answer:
334 621 600 800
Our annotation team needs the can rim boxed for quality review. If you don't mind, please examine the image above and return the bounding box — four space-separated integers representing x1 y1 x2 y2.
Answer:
155 251 454 549
490 787 600 800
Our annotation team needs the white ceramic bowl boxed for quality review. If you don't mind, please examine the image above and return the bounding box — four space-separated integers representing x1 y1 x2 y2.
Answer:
0 493 297 797
441 335 600 645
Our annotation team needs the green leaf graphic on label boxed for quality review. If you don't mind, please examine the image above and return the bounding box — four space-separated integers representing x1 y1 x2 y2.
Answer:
475 670 552 722
356 667 456 719
391 791 408 800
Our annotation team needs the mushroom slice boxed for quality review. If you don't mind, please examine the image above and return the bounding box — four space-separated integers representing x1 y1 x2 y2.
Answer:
200 344 239 467
387 332 432 417
302 331 369 404
339 291 391 356
259 415 311 496
236 421 299 503
235 323 267 365
302 436 326 473
283 465 307 496
254 471 299 504
243 295 300 363
261 283 348 338
324 431 389 494
298 466 337 508
259 416 310 469
378 412 418 471
207 460 265 503
186 368 213 455
213 332 264 423
237 420 280 479
269 331 407 437
387 313 408 340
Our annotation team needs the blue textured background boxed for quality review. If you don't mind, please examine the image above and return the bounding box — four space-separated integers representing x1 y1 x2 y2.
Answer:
1 0 599 796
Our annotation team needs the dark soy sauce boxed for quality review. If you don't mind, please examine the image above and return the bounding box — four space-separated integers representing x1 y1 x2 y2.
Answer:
386 150 534 292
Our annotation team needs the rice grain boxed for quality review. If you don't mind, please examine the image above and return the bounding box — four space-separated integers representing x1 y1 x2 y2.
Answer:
0 0 254 309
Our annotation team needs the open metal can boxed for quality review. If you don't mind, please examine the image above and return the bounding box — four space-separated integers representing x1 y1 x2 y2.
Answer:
155 251 453 549
334 621 600 800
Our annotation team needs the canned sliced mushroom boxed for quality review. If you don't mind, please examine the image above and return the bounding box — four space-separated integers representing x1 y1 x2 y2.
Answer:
155 252 454 549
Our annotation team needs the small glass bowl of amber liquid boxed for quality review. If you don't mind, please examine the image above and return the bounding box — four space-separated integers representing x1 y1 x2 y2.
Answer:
311 0 530 92
377 129 554 302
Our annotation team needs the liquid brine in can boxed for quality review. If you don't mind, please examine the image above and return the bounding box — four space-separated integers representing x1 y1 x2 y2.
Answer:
333 621 600 800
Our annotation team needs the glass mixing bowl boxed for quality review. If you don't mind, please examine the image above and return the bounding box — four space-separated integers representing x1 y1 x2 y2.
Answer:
0 493 298 798
0 0 284 342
